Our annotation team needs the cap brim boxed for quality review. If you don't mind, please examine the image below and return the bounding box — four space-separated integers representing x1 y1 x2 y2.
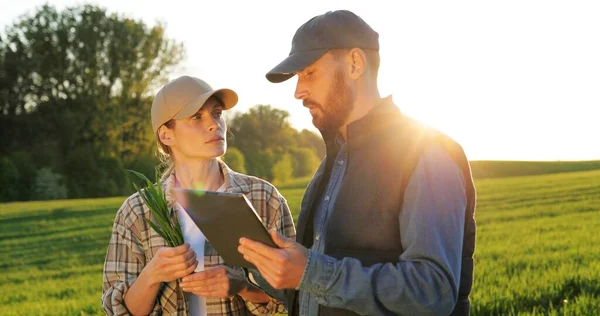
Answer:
213 88 238 110
172 88 238 120
266 49 328 83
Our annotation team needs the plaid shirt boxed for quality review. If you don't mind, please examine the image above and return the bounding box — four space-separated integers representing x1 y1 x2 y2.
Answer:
102 160 296 315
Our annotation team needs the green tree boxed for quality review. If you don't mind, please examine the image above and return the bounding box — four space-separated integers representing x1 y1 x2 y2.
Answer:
289 147 321 177
63 145 124 198
227 104 327 180
295 129 325 159
8 151 37 201
0 157 20 201
272 153 294 185
228 105 298 177
228 105 296 153
222 147 246 173
0 4 184 199
245 149 277 181
32 167 68 200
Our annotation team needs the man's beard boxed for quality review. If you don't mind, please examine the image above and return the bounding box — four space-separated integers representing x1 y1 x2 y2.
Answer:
304 69 355 132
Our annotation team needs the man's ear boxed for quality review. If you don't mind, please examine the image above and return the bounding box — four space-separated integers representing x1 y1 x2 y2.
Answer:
158 125 175 147
348 48 367 80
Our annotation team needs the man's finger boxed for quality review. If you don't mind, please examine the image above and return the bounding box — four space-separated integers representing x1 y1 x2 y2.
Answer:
255 268 280 289
270 230 293 248
239 238 282 262
240 250 285 285
239 244 276 270
239 246 291 289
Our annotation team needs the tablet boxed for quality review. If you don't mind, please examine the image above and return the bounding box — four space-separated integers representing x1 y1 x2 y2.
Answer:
172 188 278 269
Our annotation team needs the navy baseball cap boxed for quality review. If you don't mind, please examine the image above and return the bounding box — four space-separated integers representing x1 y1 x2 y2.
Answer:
266 10 379 83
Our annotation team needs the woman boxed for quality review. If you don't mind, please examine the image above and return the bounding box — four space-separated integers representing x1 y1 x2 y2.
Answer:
102 75 296 315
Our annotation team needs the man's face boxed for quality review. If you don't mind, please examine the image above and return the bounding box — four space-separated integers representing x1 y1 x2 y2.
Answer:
294 51 355 132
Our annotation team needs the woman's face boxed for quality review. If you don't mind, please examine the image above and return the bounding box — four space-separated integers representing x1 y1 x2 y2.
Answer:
161 97 227 161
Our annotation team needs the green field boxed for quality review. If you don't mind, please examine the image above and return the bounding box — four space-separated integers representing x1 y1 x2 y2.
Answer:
1 165 599 315
470 160 600 179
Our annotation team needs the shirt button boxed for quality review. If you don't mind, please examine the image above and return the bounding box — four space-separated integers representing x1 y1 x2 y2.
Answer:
324 195 330 201
315 234 320 241
337 160 344 165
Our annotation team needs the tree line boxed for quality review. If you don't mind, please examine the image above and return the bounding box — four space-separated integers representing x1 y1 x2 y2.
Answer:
0 4 324 202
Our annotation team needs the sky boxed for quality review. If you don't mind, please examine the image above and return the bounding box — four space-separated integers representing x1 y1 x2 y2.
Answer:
1 0 599 161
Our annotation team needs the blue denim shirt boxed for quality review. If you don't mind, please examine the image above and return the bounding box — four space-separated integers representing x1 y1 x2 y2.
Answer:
296 144 467 315
299 136 348 316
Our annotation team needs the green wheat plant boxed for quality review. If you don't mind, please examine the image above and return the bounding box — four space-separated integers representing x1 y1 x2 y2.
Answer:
128 169 183 247
127 168 188 314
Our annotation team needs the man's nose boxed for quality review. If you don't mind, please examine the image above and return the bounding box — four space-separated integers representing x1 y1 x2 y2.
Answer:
294 78 308 100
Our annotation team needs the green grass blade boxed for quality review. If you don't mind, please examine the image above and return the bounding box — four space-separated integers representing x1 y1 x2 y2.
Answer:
128 168 184 247
144 218 168 241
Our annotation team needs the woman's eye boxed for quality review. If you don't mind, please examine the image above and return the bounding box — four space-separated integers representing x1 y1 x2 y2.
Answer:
214 111 223 118
191 114 202 120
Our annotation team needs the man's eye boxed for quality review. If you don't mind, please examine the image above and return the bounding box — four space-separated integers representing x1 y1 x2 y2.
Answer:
191 114 202 120
214 111 223 118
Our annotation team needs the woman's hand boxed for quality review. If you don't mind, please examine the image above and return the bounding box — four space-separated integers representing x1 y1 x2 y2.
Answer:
180 265 248 299
125 243 197 315
144 243 198 285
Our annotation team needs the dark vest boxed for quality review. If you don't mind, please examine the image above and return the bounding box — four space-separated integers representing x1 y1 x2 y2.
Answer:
288 99 476 316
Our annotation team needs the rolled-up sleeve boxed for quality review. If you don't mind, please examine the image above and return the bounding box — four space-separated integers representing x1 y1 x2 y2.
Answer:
101 199 158 316
297 145 467 315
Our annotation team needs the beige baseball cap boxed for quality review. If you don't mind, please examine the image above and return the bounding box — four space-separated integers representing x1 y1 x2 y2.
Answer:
151 75 238 134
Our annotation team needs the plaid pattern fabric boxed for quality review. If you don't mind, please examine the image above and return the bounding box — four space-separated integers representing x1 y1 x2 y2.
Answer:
102 160 296 315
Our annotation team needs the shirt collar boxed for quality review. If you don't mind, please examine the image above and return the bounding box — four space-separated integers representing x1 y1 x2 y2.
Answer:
162 159 237 213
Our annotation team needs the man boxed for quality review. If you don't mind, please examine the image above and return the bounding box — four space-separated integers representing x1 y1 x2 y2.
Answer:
238 10 476 316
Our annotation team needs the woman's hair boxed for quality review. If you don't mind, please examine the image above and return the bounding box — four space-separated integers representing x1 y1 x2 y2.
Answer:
156 119 176 181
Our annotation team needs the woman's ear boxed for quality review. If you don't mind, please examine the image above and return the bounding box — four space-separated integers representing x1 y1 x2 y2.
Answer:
158 125 175 147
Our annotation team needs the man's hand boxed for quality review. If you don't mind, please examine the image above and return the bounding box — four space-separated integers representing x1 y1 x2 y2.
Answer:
238 230 308 289
180 265 247 299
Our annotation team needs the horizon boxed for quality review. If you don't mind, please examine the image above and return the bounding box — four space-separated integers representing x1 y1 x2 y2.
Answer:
1 0 599 161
